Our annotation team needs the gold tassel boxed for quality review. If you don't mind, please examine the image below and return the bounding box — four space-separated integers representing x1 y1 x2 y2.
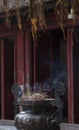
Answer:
29 0 46 42
16 0 22 30
55 0 68 40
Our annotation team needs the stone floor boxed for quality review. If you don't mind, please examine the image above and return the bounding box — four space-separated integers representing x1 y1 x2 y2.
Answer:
0 119 61 130
0 120 17 130
0 126 16 130
60 123 79 130
0 119 14 126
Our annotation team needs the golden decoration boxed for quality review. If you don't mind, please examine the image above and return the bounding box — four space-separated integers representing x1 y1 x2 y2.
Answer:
16 0 22 30
3 0 79 41
55 0 69 40
28 0 46 42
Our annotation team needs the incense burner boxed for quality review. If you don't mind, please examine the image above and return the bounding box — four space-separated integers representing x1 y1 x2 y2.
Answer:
14 99 60 130
12 83 65 130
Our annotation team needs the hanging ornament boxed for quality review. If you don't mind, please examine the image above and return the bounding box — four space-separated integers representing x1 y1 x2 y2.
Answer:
55 0 69 40
16 0 22 30
28 0 46 42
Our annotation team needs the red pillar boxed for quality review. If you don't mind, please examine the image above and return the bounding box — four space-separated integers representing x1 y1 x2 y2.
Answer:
16 31 24 85
16 30 32 86
67 28 74 123
33 44 37 91
14 36 17 83
24 31 31 84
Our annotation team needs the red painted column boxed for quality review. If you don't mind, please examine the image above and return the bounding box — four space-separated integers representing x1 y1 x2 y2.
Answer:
34 43 37 92
1 40 5 119
67 28 74 123
14 36 17 83
16 30 24 85
24 31 31 85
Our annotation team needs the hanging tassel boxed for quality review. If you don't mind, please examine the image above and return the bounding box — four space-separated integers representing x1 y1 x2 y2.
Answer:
16 0 22 30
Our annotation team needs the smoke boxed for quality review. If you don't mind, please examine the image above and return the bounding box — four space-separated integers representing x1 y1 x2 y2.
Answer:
33 58 67 94
44 59 67 88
